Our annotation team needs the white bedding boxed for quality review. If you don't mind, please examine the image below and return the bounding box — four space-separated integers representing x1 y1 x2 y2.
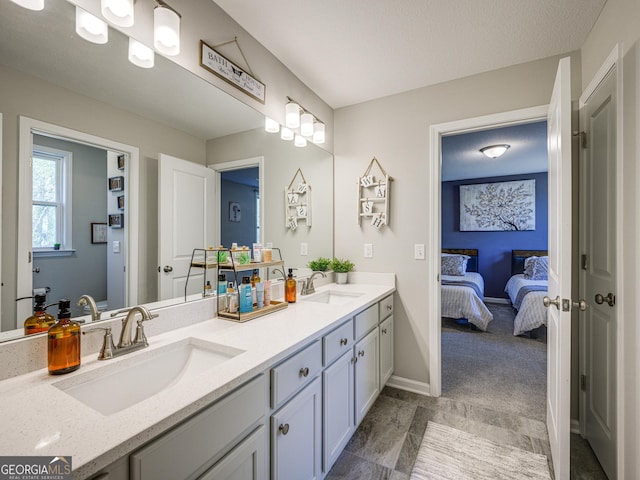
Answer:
505 274 548 335
441 272 493 331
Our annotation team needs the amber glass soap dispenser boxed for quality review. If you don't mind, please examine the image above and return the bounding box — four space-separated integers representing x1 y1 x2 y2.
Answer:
24 293 55 335
48 299 81 375
285 268 297 303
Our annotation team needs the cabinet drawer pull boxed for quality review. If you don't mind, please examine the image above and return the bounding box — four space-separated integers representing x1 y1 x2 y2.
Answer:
358 350 365 357
381 328 387 334
279 423 290 435
299 367 310 377
386 304 392 311
340 338 348 346
351 356 357 364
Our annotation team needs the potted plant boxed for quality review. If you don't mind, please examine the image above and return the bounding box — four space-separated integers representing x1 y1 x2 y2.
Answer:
308 257 331 272
330 258 355 284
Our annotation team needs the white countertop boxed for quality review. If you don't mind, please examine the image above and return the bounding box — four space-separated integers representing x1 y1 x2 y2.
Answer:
0 281 394 479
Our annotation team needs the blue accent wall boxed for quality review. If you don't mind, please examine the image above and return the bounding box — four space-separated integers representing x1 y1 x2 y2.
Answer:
442 172 548 298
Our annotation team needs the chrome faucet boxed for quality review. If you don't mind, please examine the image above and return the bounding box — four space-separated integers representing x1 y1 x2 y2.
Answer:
85 305 158 360
271 267 287 281
77 294 101 321
300 271 327 296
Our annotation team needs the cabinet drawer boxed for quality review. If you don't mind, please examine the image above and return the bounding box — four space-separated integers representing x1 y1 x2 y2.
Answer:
354 304 378 340
323 319 354 366
130 375 266 480
379 294 394 320
271 340 322 408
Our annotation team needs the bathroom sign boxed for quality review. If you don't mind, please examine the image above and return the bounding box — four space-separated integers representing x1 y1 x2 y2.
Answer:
200 40 266 104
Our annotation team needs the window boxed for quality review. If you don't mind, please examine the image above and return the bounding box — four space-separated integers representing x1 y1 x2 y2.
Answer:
32 145 72 250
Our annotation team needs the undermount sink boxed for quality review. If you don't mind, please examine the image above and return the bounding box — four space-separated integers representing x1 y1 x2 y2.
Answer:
54 338 244 415
301 290 365 305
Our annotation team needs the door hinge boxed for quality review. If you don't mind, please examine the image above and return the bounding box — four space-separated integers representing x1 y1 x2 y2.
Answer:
28 251 32 264
573 131 588 149
580 374 587 391
581 254 589 270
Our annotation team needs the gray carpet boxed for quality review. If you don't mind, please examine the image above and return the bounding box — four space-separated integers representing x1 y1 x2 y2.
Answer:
410 421 551 480
442 303 547 422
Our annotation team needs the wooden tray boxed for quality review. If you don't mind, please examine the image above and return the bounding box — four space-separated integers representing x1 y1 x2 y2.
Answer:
218 300 288 322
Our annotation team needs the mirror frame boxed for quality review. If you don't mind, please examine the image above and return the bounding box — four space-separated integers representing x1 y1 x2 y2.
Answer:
15 116 140 328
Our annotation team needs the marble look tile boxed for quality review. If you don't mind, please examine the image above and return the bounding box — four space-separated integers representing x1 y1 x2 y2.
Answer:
465 418 536 453
468 403 549 440
394 432 421 474
408 406 429 437
366 394 417 430
390 470 410 480
345 418 408 469
423 407 469 432
325 451 392 480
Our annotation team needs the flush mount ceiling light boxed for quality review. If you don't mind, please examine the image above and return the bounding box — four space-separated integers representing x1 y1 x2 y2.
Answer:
284 96 326 145
10 0 44 10
265 117 280 133
128 38 154 68
101 0 134 27
480 144 510 159
76 6 109 45
154 1 181 56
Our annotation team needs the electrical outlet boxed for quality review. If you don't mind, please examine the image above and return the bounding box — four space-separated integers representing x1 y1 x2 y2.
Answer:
364 243 373 258
414 244 425 260
300 243 308 256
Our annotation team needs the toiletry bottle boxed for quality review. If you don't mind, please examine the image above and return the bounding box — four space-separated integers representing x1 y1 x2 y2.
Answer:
239 277 253 313
204 280 212 296
218 274 227 295
227 283 238 313
24 293 55 335
255 282 265 308
264 280 272 306
47 299 81 375
250 269 261 287
285 268 297 303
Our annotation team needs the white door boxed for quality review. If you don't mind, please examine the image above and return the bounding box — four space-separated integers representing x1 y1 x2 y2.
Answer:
545 56 573 480
581 69 617 479
158 153 215 300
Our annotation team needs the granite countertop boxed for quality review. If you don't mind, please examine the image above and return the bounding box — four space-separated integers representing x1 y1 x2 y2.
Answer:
0 279 395 478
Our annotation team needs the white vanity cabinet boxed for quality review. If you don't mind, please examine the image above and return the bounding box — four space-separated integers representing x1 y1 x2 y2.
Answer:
354 327 380 424
379 294 394 387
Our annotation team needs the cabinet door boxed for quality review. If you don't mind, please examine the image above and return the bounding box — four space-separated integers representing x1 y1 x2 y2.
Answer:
354 328 380 425
199 426 266 480
379 315 394 387
322 350 355 473
271 377 322 480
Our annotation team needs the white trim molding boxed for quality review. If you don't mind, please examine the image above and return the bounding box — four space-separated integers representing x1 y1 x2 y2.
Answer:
385 375 432 397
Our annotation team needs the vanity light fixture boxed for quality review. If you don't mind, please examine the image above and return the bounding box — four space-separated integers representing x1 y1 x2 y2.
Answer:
480 144 510 159
284 96 326 145
10 0 44 10
101 0 134 28
285 101 301 129
128 38 154 68
312 122 325 144
300 112 314 137
265 117 280 133
154 1 181 56
294 134 307 148
76 6 109 45
280 127 294 141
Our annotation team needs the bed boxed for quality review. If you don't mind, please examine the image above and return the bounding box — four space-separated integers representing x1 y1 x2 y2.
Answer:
441 248 493 331
504 250 548 336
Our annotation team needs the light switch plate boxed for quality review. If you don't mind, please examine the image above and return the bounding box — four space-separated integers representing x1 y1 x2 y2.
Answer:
300 243 308 256
113 241 121 253
414 244 425 260
364 243 373 258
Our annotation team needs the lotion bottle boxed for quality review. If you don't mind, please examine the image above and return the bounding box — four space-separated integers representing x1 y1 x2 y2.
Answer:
47 299 81 375
239 277 253 313
24 293 55 335
285 268 297 303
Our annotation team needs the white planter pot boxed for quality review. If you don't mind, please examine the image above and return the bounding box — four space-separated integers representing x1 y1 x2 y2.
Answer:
335 272 348 284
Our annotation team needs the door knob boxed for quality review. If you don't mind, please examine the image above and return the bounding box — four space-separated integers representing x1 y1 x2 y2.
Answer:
32 267 40 273
595 293 615 307
543 295 561 309
163 265 173 273
572 299 588 311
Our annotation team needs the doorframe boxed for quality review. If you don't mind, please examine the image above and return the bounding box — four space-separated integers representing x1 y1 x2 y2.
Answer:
17 117 139 325
578 44 624 475
427 105 549 396
209 157 264 248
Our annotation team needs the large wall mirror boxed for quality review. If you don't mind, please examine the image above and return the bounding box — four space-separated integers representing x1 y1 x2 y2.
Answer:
0 0 334 342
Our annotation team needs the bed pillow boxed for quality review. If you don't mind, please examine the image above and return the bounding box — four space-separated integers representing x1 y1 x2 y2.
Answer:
441 254 469 276
524 256 548 280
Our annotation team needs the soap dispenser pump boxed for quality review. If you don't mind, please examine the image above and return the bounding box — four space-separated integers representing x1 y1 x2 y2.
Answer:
285 268 297 303
24 293 55 335
47 299 81 375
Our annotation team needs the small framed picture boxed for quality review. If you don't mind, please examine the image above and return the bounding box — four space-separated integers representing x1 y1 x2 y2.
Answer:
108 213 123 228
108 176 124 191
117 154 125 170
229 201 241 222
117 195 125 210
91 222 107 244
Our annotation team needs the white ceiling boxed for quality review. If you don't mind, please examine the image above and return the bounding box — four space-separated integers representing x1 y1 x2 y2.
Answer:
214 0 606 108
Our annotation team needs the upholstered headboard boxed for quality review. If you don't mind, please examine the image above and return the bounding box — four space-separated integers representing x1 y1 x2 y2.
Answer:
511 250 548 276
442 248 479 273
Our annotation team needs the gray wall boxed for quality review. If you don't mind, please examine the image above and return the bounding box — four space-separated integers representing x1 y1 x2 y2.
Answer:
32 135 107 317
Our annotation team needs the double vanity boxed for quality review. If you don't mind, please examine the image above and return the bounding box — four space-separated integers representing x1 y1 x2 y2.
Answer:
0 275 395 480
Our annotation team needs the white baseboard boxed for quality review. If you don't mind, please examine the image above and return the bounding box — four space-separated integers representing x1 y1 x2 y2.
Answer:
485 297 511 305
385 375 433 396
571 418 581 435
